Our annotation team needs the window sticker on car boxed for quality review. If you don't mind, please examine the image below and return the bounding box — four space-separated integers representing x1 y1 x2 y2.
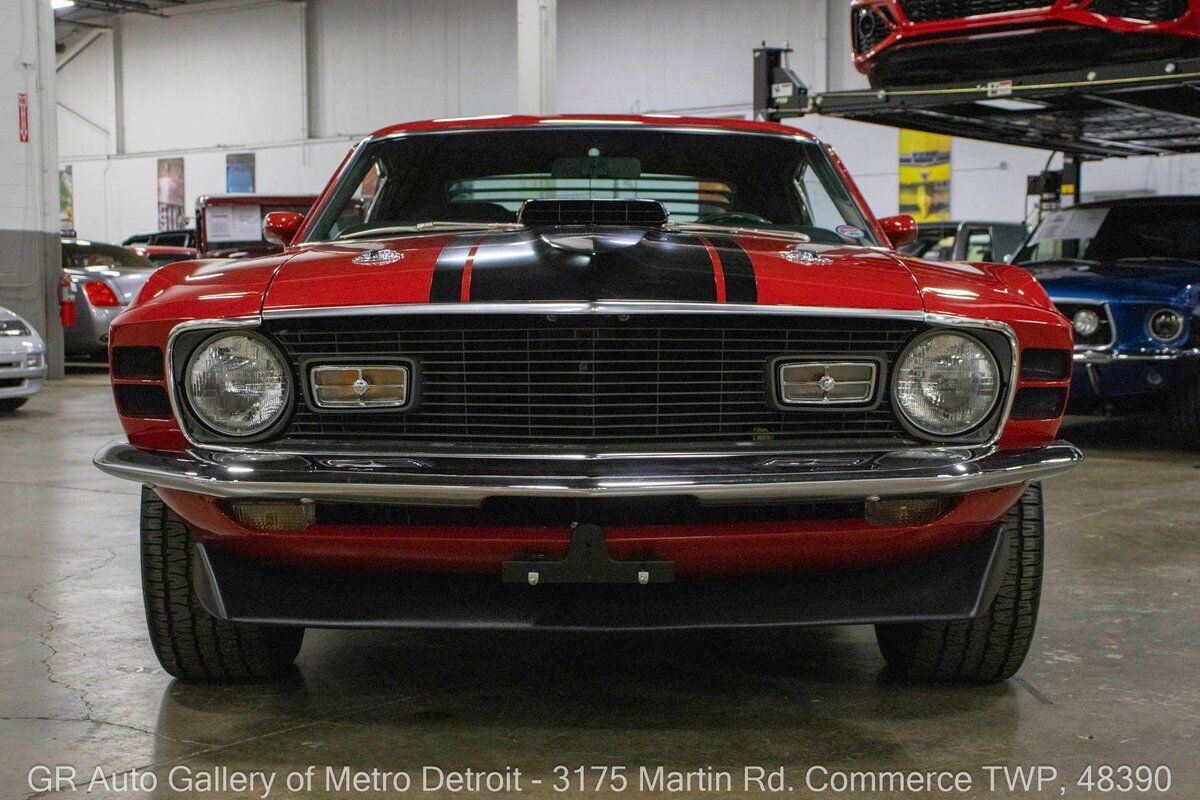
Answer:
1030 207 1109 244
206 205 263 243
837 224 866 239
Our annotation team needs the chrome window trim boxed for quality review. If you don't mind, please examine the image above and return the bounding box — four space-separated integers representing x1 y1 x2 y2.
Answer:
1053 298 1117 351
299 124 881 248
164 305 1020 456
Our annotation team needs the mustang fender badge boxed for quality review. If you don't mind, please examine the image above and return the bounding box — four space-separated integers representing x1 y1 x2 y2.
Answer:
782 248 833 266
352 248 405 265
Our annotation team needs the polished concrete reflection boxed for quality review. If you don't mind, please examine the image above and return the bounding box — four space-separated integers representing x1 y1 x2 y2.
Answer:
1 374 1197 799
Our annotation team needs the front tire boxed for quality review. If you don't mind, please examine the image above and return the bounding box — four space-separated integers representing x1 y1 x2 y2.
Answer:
0 398 27 413
1168 373 1200 448
140 487 304 681
875 483 1044 683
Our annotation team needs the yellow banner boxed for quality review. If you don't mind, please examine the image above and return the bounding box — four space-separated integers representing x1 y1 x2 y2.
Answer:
899 130 951 222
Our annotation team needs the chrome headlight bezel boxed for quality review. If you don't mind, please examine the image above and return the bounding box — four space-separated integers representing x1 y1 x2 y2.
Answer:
1146 308 1187 344
180 330 294 441
890 329 1007 442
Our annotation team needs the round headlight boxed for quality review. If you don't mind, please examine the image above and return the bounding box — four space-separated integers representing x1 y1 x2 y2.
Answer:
185 333 290 437
893 331 1002 438
1148 309 1185 343
1072 308 1101 338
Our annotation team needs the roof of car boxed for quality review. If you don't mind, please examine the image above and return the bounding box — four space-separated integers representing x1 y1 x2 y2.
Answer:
368 114 817 140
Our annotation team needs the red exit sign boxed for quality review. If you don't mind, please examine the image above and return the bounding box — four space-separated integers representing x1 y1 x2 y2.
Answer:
17 93 29 142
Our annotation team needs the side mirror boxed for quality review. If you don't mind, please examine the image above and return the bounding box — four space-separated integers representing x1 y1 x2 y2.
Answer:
263 211 305 247
878 215 918 250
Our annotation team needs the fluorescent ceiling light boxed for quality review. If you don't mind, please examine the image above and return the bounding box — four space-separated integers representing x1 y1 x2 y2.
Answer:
51 0 75 8
975 98 1047 112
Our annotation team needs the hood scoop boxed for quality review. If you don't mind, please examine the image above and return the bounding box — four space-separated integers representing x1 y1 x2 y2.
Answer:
518 199 668 227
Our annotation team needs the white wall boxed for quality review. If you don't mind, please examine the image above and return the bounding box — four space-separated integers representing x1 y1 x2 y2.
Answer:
556 0 829 115
57 0 1200 243
121 1 306 152
56 32 116 160
309 0 517 138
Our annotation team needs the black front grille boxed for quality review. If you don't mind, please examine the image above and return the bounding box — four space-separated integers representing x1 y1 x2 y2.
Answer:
0 378 23 389
1088 0 1187 20
899 0 1049 21
1054 302 1113 348
854 6 892 54
269 314 920 451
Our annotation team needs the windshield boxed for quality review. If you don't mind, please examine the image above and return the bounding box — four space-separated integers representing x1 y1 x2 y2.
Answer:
304 127 880 246
1017 202 1200 264
62 242 155 272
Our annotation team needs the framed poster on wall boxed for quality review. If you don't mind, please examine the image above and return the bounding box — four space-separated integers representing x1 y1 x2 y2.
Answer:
226 152 256 193
899 130 951 222
157 157 186 230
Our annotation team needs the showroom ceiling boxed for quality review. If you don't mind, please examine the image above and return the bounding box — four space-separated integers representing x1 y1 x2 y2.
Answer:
53 0 292 47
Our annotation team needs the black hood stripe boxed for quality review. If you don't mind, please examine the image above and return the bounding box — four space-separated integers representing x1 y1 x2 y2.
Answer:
700 235 758 303
428 234 485 303
430 228 758 304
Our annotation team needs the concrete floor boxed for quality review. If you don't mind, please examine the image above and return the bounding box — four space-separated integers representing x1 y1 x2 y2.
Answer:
1 374 1197 799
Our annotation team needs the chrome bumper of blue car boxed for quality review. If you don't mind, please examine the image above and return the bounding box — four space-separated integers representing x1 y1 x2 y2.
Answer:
94 440 1083 505
1075 347 1200 364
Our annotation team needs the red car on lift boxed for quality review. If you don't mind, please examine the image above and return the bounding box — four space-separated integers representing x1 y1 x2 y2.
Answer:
94 115 1080 684
852 0 1200 87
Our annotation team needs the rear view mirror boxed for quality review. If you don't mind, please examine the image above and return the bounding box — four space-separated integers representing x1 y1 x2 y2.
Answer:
263 211 305 247
878 215 918 249
551 156 642 180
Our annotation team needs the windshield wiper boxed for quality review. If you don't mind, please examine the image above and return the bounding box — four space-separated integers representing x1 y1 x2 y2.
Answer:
1020 258 1099 267
338 221 524 240
664 222 811 242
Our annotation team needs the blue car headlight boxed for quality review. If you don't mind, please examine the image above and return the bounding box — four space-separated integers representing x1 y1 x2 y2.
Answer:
1147 309 1186 344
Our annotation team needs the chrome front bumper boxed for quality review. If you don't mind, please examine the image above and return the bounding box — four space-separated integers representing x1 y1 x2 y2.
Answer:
94 441 1082 505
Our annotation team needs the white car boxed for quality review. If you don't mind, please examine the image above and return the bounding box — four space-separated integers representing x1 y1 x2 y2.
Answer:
0 306 46 413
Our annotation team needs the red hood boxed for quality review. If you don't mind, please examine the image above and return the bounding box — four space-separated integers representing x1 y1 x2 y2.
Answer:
261 229 929 313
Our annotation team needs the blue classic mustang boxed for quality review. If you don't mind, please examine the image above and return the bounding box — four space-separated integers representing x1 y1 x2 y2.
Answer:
1016 196 1200 443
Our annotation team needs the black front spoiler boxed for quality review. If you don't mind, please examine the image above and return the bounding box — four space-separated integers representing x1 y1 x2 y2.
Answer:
192 523 1012 631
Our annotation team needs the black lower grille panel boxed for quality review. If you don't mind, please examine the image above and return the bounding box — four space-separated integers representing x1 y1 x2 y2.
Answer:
269 314 920 450
1088 0 1187 20
899 0 1048 21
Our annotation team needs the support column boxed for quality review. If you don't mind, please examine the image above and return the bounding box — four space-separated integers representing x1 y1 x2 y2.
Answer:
0 0 63 377
516 0 555 115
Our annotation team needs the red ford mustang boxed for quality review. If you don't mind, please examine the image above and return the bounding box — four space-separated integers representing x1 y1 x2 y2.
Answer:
853 0 1200 87
94 115 1081 683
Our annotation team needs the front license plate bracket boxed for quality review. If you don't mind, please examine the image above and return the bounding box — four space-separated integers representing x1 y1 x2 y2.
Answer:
502 523 675 585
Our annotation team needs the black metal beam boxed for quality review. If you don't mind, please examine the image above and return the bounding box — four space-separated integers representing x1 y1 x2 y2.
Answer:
797 55 1200 158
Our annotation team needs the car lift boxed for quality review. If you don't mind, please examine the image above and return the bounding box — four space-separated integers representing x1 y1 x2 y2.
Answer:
754 45 1200 211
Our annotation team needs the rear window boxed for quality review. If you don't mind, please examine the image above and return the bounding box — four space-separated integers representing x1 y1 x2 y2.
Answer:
63 242 155 271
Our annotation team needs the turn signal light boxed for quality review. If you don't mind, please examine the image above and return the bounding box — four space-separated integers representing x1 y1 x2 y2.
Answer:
59 276 77 327
230 500 315 531
83 281 121 307
864 497 952 527
310 364 411 409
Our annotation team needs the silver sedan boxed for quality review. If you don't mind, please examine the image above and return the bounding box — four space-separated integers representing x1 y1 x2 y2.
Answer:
0 306 46 413
61 239 157 360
